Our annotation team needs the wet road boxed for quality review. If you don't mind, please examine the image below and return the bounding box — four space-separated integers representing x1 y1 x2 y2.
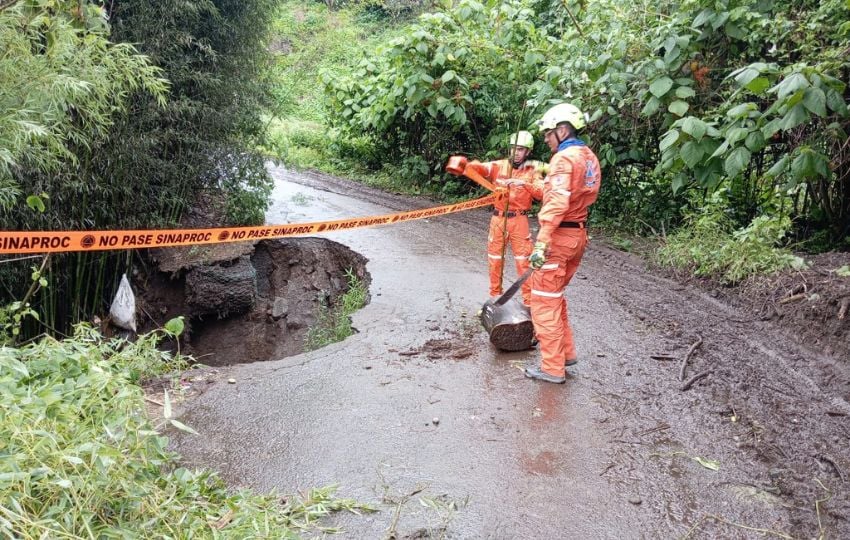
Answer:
171 166 850 539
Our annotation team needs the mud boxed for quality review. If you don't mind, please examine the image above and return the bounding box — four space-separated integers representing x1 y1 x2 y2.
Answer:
718 251 850 360
141 237 370 366
168 166 850 539
591 244 850 537
396 334 476 361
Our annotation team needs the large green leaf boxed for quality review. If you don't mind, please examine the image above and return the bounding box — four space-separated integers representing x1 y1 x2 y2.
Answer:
675 86 696 99
681 117 707 141
780 103 809 131
771 72 809 100
765 155 789 177
693 9 713 27
734 67 760 87
791 149 830 179
649 77 674 98
641 96 661 116
668 100 689 116
672 173 688 194
744 131 766 152
659 129 680 152
802 87 827 117
727 103 755 119
746 77 770 95
724 147 751 177
680 141 704 168
725 127 749 145
825 88 849 115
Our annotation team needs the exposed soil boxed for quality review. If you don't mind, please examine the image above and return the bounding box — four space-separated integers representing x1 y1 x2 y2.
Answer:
719 252 850 359
139 237 370 366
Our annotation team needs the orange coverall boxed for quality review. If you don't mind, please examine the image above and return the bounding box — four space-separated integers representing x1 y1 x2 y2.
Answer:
530 143 601 377
465 159 543 304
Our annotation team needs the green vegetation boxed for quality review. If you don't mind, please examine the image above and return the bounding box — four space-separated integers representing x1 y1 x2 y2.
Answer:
1 0 278 338
0 325 368 538
0 1 167 191
305 269 369 351
657 193 806 283
266 1 441 195
267 0 849 283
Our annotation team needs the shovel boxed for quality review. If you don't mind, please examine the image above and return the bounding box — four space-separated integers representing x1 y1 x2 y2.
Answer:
480 269 535 351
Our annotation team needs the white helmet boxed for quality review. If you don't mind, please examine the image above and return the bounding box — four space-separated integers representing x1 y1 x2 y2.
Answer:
509 130 534 149
536 103 586 133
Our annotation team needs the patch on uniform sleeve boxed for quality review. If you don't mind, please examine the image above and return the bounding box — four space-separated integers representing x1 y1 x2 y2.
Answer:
584 160 598 188
549 175 568 189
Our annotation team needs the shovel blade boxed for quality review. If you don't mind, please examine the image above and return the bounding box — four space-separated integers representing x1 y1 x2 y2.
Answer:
493 268 533 306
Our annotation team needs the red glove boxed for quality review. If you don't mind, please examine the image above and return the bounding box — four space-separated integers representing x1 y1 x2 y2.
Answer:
445 155 468 176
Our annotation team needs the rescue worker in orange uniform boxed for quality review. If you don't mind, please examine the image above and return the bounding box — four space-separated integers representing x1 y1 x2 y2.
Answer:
524 103 601 384
446 132 544 305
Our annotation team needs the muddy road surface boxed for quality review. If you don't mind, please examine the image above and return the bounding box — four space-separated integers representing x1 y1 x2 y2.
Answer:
170 166 850 539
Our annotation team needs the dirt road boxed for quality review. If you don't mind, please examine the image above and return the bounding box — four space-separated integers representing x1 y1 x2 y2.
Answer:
170 166 849 538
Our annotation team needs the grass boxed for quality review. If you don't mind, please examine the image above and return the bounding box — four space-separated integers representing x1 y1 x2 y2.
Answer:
0 324 371 538
305 269 368 351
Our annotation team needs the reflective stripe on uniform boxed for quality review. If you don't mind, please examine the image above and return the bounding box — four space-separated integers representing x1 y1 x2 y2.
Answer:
515 255 528 260
552 189 571 196
540 263 559 270
531 288 565 298
488 254 503 259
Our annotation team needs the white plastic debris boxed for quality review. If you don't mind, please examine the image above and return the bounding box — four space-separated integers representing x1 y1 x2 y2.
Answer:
109 273 137 332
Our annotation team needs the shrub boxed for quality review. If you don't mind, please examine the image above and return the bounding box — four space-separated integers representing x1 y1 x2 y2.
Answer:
657 194 805 283
0 325 368 538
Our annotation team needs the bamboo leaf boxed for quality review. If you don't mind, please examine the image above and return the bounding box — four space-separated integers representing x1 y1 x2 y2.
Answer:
163 389 172 420
693 456 720 471
169 419 199 436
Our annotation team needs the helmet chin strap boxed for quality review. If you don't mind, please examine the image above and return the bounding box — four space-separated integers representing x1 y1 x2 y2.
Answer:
554 126 567 145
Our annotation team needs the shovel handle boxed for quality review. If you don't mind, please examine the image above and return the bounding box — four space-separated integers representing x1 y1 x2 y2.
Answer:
462 166 498 192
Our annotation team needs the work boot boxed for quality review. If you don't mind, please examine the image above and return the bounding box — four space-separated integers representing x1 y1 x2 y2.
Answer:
524 365 566 384
566 358 578 367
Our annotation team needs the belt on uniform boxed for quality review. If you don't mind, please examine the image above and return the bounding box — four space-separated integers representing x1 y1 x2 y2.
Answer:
558 221 586 229
493 209 530 217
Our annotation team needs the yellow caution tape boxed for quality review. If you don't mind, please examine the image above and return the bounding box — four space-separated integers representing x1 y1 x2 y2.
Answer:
0 193 497 255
